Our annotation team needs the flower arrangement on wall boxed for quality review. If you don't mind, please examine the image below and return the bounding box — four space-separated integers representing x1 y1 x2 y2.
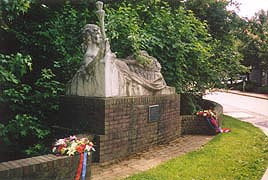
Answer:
196 110 230 133
52 136 95 156
52 135 95 180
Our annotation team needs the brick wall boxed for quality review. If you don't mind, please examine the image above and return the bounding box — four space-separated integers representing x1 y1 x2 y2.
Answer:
181 115 216 135
181 100 223 135
60 94 181 163
1 95 222 179
59 96 106 135
0 154 91 180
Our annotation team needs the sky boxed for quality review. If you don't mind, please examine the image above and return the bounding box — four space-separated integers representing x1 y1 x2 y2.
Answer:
232 0 268 18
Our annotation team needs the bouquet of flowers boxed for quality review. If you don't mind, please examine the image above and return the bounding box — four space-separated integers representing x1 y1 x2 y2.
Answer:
196 109 216 118
52 136 95 156
196 110 230 133
52 136 95 180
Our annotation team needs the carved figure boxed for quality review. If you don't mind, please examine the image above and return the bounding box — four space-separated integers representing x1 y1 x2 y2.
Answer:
65 1 175 97
79 24 104 75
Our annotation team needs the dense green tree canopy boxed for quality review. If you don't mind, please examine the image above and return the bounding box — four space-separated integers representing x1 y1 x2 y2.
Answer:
106 1 215 93
185 0 248 82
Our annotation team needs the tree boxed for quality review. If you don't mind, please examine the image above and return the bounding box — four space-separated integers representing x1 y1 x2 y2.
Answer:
239 10 268 86
185 0 247 84
106 1 217 93
0 0 95 159
184 0 232 39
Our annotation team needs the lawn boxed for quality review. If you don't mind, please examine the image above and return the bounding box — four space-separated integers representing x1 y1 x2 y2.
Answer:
124 115 268 180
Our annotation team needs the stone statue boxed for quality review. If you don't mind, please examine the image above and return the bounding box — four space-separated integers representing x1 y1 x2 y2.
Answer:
80 24 103 72
65 1 175 97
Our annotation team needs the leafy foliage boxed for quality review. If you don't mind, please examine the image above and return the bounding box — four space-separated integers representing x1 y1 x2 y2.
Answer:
9 1 96 82
185 0 233 39
0 1 98 159
239 10 268 86
0 0 32 29
106 3 150 58
0 53 54 160
185 0 248 82
106 2 216 93
180 93 202 115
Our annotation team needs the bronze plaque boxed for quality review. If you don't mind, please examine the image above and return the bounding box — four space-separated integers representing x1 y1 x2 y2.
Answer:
148 105 160 122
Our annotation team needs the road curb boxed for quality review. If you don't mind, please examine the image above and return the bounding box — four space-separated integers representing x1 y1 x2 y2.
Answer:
221 89 268 100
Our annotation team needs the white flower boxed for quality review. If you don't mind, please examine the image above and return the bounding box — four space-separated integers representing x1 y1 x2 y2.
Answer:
55 139 66 146
69 135 77 141
52 135 95 156
85 142 95 153
66 146 76 156
52 147 57 153
71 142 78 148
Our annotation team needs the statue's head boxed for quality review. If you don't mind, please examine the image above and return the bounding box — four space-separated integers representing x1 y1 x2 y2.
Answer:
82 24 102 51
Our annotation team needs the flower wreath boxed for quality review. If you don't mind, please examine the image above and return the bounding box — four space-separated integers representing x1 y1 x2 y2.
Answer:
52 136 95 156
196 110 230 133
52 136 95 180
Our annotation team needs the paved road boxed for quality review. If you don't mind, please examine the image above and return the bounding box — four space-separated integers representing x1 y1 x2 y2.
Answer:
203 91 268 135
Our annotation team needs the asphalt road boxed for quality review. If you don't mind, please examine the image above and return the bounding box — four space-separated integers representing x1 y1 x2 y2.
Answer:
203 91 268 135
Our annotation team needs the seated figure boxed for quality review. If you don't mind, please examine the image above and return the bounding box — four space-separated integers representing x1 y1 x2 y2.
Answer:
66 3 175 97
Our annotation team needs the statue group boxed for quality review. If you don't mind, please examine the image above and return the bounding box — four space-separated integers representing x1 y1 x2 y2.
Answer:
66 1 175 97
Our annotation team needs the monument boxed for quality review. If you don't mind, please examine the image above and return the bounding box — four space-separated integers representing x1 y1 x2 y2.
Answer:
60 1 180 163
65 1 175 97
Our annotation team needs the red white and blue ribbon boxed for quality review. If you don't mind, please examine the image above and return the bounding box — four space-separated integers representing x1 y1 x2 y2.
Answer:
74 151 88 180
81 152 88 180
74 153 83 180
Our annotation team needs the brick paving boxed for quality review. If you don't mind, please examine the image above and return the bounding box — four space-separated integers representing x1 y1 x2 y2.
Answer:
91 135 213 180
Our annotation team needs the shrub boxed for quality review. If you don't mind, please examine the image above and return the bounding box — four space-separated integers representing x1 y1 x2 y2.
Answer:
106 2 215 93
0 53 66 161
180 93 203 115
0 1 96 160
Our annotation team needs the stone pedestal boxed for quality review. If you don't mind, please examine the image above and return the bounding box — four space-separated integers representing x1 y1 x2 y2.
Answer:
60 94 181 163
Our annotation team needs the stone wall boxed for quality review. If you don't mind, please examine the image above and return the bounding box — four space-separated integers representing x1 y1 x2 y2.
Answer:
181 99 223 135
60 94 181 163
0 154 91 180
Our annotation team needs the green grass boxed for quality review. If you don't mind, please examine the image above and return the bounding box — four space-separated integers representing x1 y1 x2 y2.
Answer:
124 115 268 180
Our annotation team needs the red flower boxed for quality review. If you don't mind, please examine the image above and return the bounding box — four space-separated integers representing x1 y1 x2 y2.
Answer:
57 145 64 152
76 144 86 154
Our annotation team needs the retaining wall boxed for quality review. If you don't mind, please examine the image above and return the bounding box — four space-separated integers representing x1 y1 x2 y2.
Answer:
0 154 91 180
181 99 223 135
